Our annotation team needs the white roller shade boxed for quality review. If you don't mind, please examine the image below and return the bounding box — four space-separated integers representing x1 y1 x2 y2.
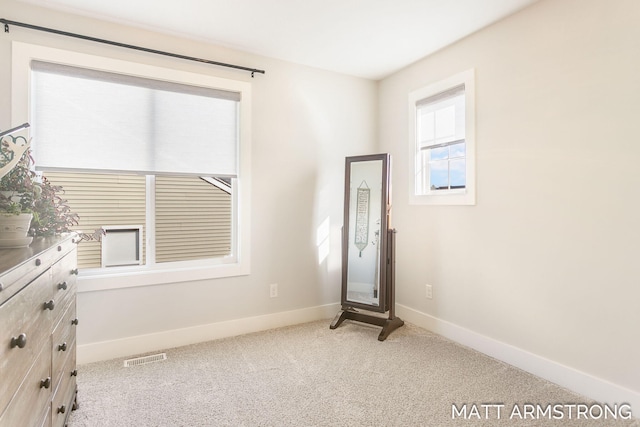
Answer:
31 60 240 177
416 84 465 149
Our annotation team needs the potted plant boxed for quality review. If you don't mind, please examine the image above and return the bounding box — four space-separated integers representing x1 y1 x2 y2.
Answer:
29 175 79 237
0 139 37 246
0 137 78 247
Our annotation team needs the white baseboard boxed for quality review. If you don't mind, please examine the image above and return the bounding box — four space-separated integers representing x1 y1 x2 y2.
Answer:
78 303 341 364
396 304 640 417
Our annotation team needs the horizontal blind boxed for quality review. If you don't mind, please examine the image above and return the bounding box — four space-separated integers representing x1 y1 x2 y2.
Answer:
417 84 465 149
31 61 239 177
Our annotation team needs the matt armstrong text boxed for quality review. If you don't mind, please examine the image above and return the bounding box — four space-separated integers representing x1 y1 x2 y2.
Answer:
451 403 632 421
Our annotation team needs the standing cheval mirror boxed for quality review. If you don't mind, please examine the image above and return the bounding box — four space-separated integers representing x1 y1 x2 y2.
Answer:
330 153 403 341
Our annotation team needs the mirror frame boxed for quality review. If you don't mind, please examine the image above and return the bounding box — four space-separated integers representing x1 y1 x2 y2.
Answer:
341 153 391 313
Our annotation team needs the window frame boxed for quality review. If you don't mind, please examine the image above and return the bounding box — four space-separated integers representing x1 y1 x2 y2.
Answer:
12 42 252 291
408 69 476 206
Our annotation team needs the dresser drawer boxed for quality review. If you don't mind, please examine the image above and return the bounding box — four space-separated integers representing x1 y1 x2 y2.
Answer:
0 272 53 414
0 255 51 307
52 301 77 390
52 236 77 259
0 345 52 427
0 239 71 306
51 345 77 427
52 249 78 289
50 253 77 326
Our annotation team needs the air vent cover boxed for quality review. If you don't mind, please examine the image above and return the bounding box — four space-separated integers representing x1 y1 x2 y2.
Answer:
123 353 167 367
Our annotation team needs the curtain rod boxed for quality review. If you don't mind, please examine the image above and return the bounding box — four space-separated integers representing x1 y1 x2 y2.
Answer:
0 122 30 138
1 18 266 77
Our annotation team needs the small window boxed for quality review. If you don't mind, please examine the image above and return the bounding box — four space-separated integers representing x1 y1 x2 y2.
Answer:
409 69 475 205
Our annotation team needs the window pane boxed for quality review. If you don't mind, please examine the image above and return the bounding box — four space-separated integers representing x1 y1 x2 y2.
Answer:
44 172 147 269
429 146 449 161
429 160 449 190
155 176 232 263
450 142 466 159
450 159 466 188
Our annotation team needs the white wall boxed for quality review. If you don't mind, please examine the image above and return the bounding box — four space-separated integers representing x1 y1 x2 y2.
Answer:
380 0 639 409
0 0 377 361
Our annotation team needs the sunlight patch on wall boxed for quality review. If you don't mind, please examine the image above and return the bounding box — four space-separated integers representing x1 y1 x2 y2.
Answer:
316 216 331 264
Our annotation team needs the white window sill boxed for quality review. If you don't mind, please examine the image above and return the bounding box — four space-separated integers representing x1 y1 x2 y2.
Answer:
77 260 249 292
409 189 475 206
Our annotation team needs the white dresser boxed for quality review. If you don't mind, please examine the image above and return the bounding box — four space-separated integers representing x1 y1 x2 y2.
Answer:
0 233 79 427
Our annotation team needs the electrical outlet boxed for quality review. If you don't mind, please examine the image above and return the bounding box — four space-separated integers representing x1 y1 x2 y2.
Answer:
425 284 433 299
270 283 278 298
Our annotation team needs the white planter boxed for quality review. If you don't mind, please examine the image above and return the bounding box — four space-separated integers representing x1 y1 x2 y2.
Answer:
0 213 33 248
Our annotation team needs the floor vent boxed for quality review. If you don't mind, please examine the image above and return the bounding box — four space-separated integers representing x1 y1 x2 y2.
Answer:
123 353 167 367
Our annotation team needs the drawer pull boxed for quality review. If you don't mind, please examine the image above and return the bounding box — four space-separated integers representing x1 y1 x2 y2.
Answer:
71 318 79 326
0 282 3 292
57 245 62 251
43 300 55 310
58 342 67 351
71 268 79 275
10 333 27 349
57 405 66 414
70 369 78 377
35 258 42 267
40 377 51 389
58 281 68 290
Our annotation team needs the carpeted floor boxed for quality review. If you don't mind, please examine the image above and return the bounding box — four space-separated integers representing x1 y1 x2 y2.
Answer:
67 319 638 427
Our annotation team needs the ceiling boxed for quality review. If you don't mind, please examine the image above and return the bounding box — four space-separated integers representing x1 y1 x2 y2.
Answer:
19 0 539 80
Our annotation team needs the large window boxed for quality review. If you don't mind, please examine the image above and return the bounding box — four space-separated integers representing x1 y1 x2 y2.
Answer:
12 42 251 289
409 69 475 205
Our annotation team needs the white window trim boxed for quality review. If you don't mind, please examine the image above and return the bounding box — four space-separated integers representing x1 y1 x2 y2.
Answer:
12 42 252 291
408 69 476 206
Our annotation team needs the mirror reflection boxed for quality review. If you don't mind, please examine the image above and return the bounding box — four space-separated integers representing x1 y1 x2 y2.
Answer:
345 159 384 308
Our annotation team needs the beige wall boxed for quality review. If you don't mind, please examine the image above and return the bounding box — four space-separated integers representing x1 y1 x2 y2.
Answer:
1 0 377 356
3 0 638 411
380 0 639 405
